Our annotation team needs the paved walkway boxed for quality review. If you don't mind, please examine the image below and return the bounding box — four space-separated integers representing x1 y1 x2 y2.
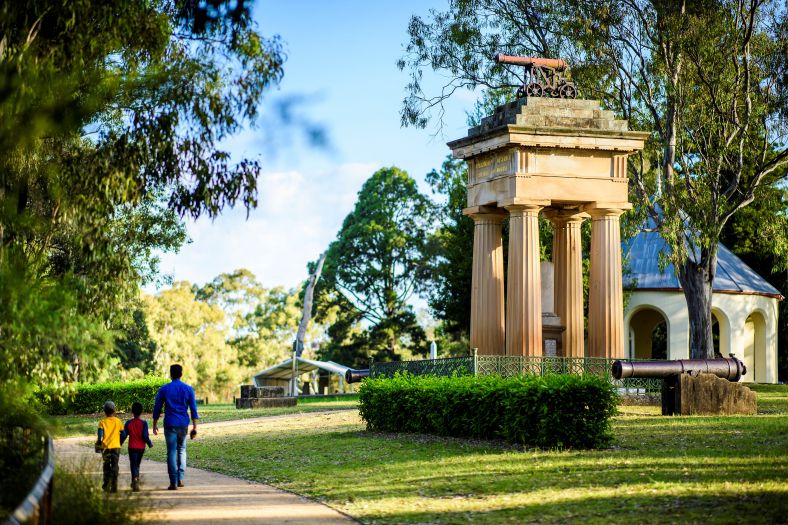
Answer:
56 419 355 524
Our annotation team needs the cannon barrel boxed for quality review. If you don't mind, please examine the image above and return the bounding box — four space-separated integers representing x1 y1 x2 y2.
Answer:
345 368 369 384
495 54 568 71
611 357 746 382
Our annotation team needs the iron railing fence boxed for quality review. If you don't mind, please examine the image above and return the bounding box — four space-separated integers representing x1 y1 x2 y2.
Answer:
371 356 474 379
370 355 662 394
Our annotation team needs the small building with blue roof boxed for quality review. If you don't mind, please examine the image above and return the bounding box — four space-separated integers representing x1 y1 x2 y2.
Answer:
623 223 782 383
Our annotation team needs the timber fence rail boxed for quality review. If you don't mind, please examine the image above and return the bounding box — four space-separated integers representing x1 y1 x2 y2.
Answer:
370 355 662 394
2 432 53 525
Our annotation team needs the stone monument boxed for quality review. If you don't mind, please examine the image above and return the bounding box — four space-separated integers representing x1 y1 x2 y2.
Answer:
448 93 648 358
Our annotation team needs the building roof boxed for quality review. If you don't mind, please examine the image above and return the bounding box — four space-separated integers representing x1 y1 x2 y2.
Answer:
623 218 783 299
253 357 350 385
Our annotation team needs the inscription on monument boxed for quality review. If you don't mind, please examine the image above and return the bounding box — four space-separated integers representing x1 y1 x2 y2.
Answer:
473 150 513 182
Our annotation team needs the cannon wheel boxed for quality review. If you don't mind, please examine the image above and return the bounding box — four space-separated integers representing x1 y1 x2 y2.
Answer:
525 82 543 98
560 84 577 99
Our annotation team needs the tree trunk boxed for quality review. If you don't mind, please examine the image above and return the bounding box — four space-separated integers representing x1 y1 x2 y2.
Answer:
678 248 717 359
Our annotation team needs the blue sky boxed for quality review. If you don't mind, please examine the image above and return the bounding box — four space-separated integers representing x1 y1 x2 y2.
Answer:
156 0 476 291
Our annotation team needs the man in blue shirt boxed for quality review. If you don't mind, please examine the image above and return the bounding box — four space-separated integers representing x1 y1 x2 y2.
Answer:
153 364 199 490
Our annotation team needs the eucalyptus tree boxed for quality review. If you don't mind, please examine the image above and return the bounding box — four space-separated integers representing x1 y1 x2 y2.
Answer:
0 0 286 385
400 0 787 358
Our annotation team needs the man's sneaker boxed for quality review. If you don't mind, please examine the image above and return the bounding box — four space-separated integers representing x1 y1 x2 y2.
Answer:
177 481 184 488
131 479 140 492
167 484 177 490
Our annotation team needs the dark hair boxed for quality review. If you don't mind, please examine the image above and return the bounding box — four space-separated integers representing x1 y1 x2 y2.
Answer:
104 406 114 416
131 402 143 417
170 364 183 379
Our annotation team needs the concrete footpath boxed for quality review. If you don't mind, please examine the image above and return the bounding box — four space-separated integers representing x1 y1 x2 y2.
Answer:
56 434 355 524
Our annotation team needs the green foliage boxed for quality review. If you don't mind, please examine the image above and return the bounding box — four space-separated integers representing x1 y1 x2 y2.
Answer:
358 374 617 449
721 183 788 380
114 307 158 375
400 0 788 358
52 461 144 525
143 282 239 401
0 386 50 516
318 167 434 363
36 377 167 416
424 157 474 342
193 269 306 369
0 0 285 388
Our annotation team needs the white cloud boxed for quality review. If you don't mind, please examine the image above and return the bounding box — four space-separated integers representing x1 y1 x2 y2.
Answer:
156 162 379 289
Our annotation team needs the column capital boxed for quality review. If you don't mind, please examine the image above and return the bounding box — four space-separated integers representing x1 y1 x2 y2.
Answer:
463 206 506 223
504 204 543 217
582 202 632 218
544 209 589 227
500 198 551 209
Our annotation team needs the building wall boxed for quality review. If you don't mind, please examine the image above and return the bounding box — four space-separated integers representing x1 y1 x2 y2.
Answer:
625 291 779 383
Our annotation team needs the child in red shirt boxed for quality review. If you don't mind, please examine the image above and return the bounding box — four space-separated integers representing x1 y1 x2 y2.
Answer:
121 401 154 491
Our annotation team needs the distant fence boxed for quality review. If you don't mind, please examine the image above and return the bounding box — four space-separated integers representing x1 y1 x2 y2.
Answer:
2 432 53 525
370 354 662 394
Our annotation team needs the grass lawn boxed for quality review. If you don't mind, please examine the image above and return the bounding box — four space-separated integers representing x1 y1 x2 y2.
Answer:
143 383 788 525
48 395 358 437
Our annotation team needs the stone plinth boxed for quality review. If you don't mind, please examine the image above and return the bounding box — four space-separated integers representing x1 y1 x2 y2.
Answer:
236 397 296 409
237 384 293 410
675 374 757 416
240 385 286 398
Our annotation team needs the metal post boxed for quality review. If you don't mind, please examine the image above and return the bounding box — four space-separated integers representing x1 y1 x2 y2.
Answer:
291 350 298 397
472 347 478 376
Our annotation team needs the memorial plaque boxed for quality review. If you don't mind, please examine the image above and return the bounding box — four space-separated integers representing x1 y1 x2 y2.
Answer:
473 149 514 182
544 339 557 357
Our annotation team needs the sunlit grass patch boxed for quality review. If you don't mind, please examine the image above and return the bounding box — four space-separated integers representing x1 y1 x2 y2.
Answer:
141 386 788 524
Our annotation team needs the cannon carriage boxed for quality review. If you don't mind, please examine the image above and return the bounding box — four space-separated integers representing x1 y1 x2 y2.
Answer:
495 54 577 99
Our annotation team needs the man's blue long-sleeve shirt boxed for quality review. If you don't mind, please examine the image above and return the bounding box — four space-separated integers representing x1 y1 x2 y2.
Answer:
153 379 199 428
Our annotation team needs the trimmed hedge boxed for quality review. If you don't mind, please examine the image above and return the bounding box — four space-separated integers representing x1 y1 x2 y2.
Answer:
358 373 617 449
35 377 168 415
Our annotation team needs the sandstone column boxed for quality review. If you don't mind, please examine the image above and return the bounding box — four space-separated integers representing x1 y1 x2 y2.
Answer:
588 207 626 359
551 212 587 358
469 212 506 355
505 204 543 356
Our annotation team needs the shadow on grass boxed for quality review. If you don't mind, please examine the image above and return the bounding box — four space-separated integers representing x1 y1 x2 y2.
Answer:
370 490 788 525
144 409 788 524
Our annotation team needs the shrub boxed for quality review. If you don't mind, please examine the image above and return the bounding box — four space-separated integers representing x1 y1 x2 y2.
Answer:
358 373 617 449
36 377 168 415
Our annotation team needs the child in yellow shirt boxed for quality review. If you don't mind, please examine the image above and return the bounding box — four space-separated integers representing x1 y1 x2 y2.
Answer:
96 400 125 493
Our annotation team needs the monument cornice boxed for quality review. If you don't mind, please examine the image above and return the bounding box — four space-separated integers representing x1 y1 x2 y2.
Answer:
448 125 650 159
